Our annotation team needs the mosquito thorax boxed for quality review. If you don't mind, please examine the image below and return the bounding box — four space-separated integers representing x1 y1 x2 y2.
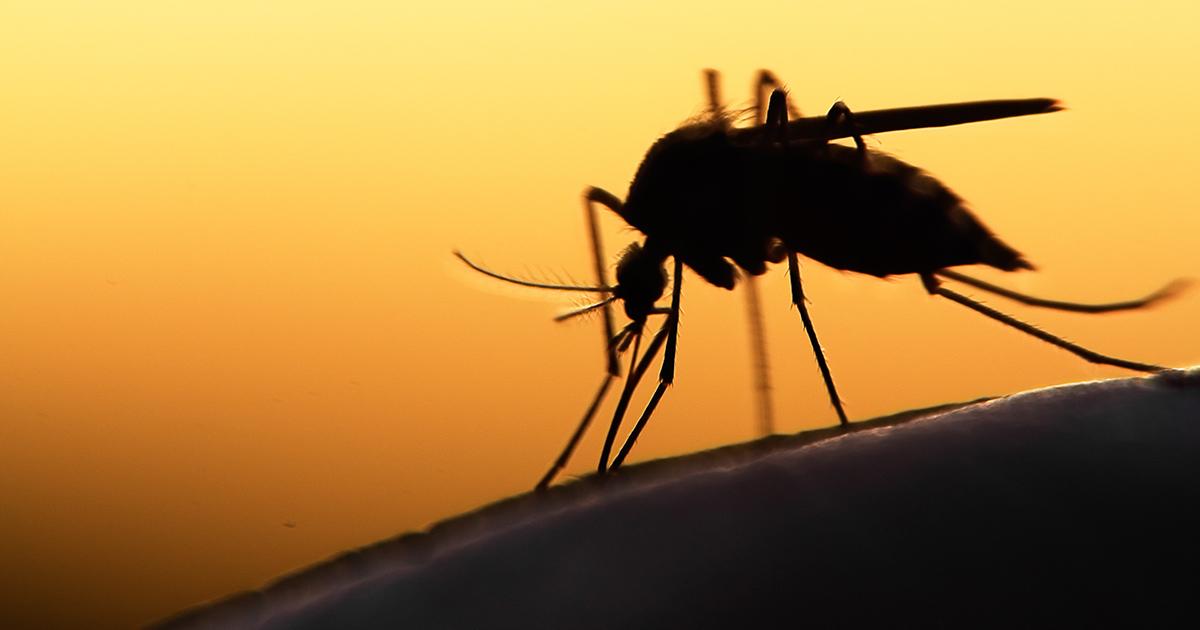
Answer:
622 124 742 240
617 123 762 290
613 242 667 321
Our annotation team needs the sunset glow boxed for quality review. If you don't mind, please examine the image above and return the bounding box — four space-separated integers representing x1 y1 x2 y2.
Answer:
2 2 1197 627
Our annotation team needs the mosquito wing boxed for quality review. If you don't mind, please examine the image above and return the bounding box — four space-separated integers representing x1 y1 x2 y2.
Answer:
730 98 1062 144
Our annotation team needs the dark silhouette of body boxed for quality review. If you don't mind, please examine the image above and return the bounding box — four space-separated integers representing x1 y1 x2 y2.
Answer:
458 70 1183 490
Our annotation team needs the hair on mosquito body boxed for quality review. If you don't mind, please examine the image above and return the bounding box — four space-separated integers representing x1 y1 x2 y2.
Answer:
457 69 1186 491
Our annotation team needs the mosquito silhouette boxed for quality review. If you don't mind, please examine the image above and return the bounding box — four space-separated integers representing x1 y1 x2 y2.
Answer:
457 69 1185 490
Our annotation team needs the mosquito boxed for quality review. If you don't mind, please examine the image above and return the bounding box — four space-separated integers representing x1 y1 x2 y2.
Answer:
457 70 1184 490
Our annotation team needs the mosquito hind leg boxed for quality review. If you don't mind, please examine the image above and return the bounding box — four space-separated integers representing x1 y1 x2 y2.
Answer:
920 273 1164 372
788 252 851 426
934 269 1190 314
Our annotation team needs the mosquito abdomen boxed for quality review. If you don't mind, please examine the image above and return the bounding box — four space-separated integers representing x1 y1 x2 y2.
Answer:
776 146 1033 277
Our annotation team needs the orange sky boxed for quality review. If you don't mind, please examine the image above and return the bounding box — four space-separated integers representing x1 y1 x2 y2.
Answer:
2 2 1198 627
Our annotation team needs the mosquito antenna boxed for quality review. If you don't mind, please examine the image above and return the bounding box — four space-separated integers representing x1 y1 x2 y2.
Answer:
555 297 619 322
454 251 613 293
935 269 1190 314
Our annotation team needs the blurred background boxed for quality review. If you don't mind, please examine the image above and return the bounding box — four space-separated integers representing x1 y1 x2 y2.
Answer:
2 1 1197 627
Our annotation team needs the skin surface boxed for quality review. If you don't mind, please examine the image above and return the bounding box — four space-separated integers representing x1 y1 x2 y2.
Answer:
159 369 1200 629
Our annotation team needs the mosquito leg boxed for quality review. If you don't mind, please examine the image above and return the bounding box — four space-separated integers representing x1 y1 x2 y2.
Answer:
826 101 867 157
535 326 636 491
703 68 722 117
744 278 776 435
598 324 671 474
755 70 802 123
599 329 642 474
724 91 785 437
764 89 791 144
921 273 1164 372
661 258 684 385
609 380 669 471
605 339 668 473
935 269 1190 314
536 373 615 491
789 252 850 426
610 259 685 470
584 187 625 376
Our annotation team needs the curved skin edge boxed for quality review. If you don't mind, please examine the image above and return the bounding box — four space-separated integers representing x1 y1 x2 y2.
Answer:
151 397 980 629
152 367 1199 629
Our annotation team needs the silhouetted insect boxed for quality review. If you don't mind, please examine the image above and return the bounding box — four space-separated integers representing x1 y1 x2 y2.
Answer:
457 69 1184 490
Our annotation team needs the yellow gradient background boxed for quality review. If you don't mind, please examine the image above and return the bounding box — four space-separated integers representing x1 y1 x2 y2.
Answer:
2 2 1197 627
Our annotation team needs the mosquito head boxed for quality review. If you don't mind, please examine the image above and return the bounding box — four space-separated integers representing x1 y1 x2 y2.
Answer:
612 242 667 322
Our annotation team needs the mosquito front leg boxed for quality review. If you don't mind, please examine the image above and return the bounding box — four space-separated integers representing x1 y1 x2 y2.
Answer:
536 373 615 491
660 258 684 385
610 258 684 470
584 187 625 376
742 270 776 436
597 324 671 474
789 252 851 426
598 329 643 474
536 326 637 491
609 381 669 471
920 273 1164 372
